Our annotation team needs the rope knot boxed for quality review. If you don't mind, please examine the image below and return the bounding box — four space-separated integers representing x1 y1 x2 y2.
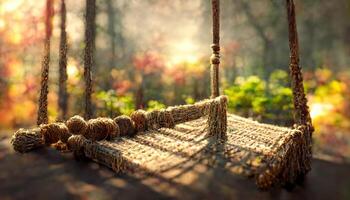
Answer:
210 44 220 65
211 44 220 52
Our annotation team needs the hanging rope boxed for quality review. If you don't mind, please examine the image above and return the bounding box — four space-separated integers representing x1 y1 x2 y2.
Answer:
210 0 220 98
286 0 313 131
37 0 54 125
58 0 68 120
84 0 96 119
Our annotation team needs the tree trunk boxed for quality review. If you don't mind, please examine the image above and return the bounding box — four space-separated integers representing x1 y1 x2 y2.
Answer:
37 0 54 125
105 0 125 90
237 0 272 77
84 0 96 119
135 87 144 109
106 0 116 72
58 0 68 121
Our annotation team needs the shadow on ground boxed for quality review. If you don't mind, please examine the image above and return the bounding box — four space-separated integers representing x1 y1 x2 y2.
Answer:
0 135 350 200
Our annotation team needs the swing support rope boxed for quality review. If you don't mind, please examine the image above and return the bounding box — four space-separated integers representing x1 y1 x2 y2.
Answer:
210 0 220 98
37 0 54 125
286 0 313 132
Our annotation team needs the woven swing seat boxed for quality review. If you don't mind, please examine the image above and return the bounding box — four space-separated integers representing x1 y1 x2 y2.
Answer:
11 0 313 191
82 113 310 189
11 96 311 189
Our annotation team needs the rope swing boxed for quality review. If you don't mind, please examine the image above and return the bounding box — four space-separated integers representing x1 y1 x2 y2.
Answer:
12 0 313 189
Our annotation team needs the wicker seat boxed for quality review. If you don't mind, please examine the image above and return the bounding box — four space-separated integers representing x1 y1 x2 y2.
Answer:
80 113 310 189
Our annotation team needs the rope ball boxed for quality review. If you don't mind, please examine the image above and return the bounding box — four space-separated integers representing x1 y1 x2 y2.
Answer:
85 117 119 141
56 122 71 143
11 128 44 153
40 123 64 145
66 115 88 135
114 115 136 136
67 135 86 151
130 110 147 132
67 135 88 160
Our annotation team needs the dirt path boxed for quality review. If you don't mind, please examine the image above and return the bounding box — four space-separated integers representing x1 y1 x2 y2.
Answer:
0 136 350 200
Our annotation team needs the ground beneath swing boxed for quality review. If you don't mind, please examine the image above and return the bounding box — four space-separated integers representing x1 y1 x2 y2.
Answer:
0 133 350 200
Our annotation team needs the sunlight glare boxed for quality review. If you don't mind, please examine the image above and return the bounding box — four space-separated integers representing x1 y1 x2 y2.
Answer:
168 39 199 66
2 0 23 13
67 62 79 77
310 102 334 119
0 19 5 29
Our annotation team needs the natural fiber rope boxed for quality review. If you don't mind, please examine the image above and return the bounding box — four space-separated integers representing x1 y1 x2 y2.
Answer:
210 0 220 98
12 96 228 153
157 109 175 128
64 97 227 174
130 110 148 132
11 128 44 153
286 1 313 177
41 122 71 144
145 109 175 130
85 117 119 141
286 0 313 132
37 39 50 125
11 115 121 153
12 96 312 188
145 110 160 130
114 115 136 136
64 112 308 189
37 0 54 125
66 115 88 135
207 95 227 140
68 135 129 171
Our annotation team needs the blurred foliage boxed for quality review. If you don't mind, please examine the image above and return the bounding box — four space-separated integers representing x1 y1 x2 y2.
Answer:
95 90 135 117
146 100 166 111
304 69 350 159
224 70 293 125
183 96 195 104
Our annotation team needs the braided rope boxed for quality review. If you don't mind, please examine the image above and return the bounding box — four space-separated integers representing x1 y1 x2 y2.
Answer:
210 0 220 98
37 39 50 125
37 0 54 125
286 0 313 133
12 96 228 153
